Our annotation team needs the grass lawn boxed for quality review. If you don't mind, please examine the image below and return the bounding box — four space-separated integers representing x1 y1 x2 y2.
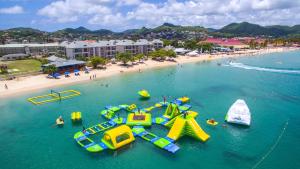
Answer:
0 59 42 75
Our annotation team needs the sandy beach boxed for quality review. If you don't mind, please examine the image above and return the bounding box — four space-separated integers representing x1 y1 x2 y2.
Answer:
0 47 298 98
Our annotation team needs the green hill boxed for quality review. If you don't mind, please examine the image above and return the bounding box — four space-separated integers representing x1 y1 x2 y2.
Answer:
218 22 300 37
1 22 300 43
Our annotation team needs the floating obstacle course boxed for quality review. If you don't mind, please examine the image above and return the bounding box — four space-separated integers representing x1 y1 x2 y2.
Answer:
28 90 81 105
74 96 210 154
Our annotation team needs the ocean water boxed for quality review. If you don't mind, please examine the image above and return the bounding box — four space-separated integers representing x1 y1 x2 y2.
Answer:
1 50 300 169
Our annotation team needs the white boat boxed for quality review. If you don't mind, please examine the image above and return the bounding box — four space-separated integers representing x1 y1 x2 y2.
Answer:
225 99 251 126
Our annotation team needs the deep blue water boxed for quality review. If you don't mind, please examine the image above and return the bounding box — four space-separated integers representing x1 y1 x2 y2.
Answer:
1 50 300 169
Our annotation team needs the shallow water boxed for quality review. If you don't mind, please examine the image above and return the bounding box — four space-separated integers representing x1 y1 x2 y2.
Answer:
1 50 300 169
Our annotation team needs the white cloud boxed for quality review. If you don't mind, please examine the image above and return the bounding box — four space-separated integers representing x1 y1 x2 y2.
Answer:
38 0 112 23
88 13 127 26
117 0 141 6
37 0 300 30
0 5 24 14
126 0 300 28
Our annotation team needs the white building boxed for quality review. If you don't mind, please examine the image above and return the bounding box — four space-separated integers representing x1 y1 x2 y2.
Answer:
0 43 64 57
0 39 164 59
63 39 163 59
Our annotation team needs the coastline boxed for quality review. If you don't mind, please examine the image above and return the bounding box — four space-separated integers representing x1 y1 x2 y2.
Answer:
0 47 298 98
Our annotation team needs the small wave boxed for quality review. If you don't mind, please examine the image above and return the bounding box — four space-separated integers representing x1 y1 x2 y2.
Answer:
225 62 300 75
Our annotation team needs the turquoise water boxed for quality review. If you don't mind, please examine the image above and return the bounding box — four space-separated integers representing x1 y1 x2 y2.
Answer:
1 50 300 169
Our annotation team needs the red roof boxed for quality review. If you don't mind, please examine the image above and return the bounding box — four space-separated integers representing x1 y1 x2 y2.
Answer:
84 40 97 43
202 38 245 46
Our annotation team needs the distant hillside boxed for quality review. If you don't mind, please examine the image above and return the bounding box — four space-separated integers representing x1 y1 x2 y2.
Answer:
1 22 300 43
0 27 48 42
120 23 207 39
218 22 300 37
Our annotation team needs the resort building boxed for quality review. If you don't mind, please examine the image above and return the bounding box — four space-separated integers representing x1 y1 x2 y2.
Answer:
63 39 163 59
199 38 249 49
42 55 86 73
0 43 64 57
1 53 29 61
0 39 164 59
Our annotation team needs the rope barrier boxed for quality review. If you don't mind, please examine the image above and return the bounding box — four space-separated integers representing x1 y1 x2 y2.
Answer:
251 119 289 169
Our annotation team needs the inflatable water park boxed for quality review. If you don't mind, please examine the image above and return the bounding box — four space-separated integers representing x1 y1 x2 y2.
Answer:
74 96 210 154
27 89 251 155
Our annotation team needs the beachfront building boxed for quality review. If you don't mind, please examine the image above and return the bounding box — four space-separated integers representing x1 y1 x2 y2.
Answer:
42 55 85 73
64 39 163 59
1 53 28 61
0 39 164 59
174 48 190 55
0 43 64 57
199 38 249 50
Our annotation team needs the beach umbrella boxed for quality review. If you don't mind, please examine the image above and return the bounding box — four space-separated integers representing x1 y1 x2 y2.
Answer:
74 69 79 73
64 71 70 75
54 73 60 77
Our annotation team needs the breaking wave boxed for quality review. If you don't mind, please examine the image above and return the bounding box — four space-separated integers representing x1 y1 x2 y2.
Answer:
225 62 300 75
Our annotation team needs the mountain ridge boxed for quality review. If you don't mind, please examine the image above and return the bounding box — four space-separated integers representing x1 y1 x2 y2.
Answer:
1 22 299 43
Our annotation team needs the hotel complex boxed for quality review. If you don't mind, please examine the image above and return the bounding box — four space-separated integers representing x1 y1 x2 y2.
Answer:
0 39 163 60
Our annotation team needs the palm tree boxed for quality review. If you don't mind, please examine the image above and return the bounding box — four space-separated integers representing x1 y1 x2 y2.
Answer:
90 56 107 69
116 52 132 65
135 53 144 63
43 64 57 74
0 64 8 74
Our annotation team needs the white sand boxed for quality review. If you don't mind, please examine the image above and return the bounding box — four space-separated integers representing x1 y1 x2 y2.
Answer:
0 47 298 98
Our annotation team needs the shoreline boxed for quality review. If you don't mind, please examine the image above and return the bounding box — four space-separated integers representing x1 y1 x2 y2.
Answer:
0 47 298 98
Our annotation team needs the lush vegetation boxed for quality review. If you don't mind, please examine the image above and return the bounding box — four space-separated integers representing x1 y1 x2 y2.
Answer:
134 53 145 62
75 55 89 61
116 52 133 65
43 64 57 74
148 49 176 60
1 22 300 44
183 39 213 52
217 22 300 37
89 57 108 68
0 64 8 74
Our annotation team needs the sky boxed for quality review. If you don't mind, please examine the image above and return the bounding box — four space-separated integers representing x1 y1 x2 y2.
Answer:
0 0 300 32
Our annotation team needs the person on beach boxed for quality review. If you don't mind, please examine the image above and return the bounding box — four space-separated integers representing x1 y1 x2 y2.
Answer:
90 76 92 80
163 96 166 103
4 84 8 90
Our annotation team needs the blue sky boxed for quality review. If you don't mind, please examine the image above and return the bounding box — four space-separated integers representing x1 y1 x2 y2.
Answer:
0 0 299 32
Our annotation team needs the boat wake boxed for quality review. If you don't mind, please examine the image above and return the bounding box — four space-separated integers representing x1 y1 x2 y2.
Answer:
224 62 300 75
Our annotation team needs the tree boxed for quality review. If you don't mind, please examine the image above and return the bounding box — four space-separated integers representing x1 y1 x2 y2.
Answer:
260 40 268 48
75 55 88 61
198 42 213 52
90 57 107 68
149 49 173 61
135 53 144 62
162 39 171 47
249 39 258 49
166 50 176 58
38 58 49 65
43 64 57 74
116 52 132 65
184 39 199 50
171 40 179 48
0 64 8 74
